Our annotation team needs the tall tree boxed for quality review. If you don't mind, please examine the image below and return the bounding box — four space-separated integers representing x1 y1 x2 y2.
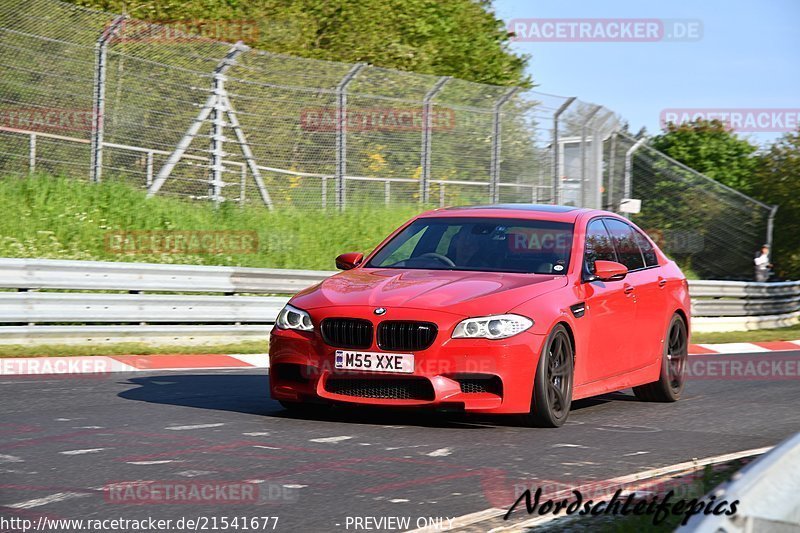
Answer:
68 0 530 87
650 120 760 194
750 131 800 278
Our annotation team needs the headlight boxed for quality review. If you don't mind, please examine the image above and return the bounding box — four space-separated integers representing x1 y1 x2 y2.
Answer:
275 304 313 331
452 314 533 340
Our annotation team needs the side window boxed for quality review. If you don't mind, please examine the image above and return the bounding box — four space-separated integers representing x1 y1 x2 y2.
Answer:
584 219 617 269
632 229 659 267
603 218 645 271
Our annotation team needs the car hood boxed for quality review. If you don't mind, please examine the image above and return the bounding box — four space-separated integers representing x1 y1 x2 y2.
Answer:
291 268 567 316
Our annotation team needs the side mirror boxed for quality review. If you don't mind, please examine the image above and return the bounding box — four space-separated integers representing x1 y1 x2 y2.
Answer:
593 260 628 282
335 252 364 270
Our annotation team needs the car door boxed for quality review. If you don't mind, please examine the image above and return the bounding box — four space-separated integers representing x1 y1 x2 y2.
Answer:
602 218 660 371
580 218 637 382
630 224 669 367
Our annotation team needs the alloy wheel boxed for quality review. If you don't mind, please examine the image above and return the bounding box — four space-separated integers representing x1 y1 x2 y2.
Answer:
547 331 572 418
666 319 688 391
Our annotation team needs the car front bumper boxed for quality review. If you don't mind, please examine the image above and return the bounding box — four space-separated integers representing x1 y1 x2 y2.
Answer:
268 307 545 414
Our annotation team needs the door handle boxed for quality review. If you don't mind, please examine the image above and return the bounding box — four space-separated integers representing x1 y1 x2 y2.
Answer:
658 278 667 288
623 284 635 294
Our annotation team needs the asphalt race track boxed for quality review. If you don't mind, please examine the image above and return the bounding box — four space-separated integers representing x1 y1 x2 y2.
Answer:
1 351 799 532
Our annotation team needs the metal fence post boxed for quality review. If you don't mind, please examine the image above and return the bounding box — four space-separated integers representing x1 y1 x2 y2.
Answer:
28 133 36 175
90 15 125 183
489 87 519 203
420 76 449 204
590 111 615 210
552 97 576 205
606 131 618 210
766 204 779 250
335 63 365 211
209 71 226 205
145 151 153 188
239 165 247 206
579 105 602 208
623 137 647 217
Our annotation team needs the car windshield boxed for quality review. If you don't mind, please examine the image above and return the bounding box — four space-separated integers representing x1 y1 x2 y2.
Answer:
367 217 573 274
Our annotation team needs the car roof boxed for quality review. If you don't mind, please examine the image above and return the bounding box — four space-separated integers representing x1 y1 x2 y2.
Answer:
418 204 614 223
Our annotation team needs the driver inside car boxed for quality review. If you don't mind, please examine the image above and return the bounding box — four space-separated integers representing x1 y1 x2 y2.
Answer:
449 225 496 269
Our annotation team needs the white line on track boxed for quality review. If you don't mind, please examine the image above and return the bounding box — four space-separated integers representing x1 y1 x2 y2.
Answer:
176 470 215 477
309 436 353 443
0 454 23 463
165 423 225 431
405 445 774 533
6 492 89 509
59 448 107 455
426 448 453 457
127 460 182 465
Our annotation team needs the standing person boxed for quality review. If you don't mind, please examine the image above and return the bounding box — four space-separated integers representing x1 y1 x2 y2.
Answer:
754 244 772 282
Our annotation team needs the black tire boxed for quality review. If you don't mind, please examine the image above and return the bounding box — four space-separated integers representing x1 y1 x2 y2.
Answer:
524 324 574 427
633 314 688 402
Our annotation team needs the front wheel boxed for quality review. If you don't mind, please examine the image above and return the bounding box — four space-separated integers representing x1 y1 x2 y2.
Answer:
523 324 574 428
633 314 688 402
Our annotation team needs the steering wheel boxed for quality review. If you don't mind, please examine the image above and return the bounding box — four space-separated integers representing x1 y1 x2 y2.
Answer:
418 252 456 267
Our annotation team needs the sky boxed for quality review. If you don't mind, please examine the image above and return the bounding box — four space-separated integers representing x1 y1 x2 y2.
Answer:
491 0 799 146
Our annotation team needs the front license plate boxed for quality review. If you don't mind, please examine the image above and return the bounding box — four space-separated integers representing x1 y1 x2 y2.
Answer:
334 350 414 374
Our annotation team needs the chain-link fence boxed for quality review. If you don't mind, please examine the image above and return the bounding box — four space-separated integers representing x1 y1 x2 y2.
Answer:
0 0 776 279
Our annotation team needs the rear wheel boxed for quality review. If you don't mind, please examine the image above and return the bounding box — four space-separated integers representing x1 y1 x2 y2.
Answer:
524 324 574 427
633 314 687 402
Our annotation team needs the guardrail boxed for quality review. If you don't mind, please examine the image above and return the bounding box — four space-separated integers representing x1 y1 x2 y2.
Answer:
0 258 798 344
0 257 332 345
0 257 335 294
688 279 800 332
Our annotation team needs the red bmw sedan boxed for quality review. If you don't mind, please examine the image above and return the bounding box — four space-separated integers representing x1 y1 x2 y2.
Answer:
269 205 690 427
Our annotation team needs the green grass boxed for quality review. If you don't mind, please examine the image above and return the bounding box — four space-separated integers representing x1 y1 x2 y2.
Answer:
691 322 800 344
0 174 422 269
0 340 268 358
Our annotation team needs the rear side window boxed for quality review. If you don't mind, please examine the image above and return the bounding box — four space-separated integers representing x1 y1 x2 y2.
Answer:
603 218 645 271
632 229 659 267
584 219 617 264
